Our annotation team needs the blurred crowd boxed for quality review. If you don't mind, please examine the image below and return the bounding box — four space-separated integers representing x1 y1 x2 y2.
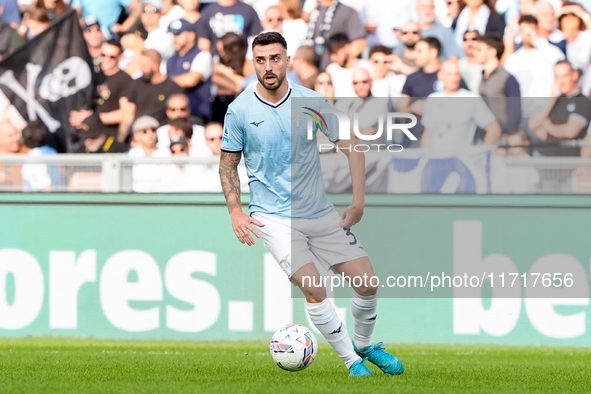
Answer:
1 0 591 163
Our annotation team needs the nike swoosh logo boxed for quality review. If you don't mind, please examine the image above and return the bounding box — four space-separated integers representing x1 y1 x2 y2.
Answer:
367 315 377 321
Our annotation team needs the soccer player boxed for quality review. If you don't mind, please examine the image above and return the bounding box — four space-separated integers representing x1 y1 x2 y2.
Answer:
219 32 403 377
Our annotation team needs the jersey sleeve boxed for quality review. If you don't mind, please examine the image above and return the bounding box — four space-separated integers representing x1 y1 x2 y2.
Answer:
319 98 341 143
221 104 245 152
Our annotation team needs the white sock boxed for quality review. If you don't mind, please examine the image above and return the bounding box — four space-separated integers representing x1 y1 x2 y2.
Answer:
351 290 378 350
306 299 360 369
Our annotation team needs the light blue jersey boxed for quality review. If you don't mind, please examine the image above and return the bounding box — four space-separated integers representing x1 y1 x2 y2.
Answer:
222 83 340 219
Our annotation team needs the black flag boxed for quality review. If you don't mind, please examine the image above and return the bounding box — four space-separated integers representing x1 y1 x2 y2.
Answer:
0 9 95 152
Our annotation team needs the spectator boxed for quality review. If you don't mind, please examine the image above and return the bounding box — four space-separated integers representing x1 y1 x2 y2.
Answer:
211 32 246 123
141 0 175 60
128 49 184 125
421 59 501 148
25 8 50 38
535 1 567 55
0 11 22 60
119 24 148 79
360 0 414 48
336 67 389 140
71 40 134 143
166 116 210 156
416 0 462 60
444 0 464 28
400 37 468 114
399 37 469 145
325 33 372 97
314 71 334 104
0 122 21 188
291 45 318 90
505 15 564 113
0 0 21 29
393 22 421 73
22 121 57 155
20 120 54 192
452 0 505 50
558 3 591 89
156 93 209 155
72 0 141 39
475 34 522 135
0 121 19 154
34 0 68 20
170 135 189 155
165 19 213 123
196 0 263 56
82 16 103 68
529 61 591 157
278 0 307 58
204 121 223 155
458 29 483 93
368 45 406 99
159 0 186 30
178 0 199 25
128 115 170 156
303 0 366 71
262 5 282 32
73 113 128 153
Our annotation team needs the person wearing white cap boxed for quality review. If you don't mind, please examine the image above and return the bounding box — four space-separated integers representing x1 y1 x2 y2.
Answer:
128 115 171 157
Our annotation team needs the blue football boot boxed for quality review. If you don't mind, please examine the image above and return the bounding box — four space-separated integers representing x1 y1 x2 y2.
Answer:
348 358 373 377
353 341 404 375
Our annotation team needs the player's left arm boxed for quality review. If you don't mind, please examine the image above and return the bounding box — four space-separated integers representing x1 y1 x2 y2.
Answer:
335 133 365 228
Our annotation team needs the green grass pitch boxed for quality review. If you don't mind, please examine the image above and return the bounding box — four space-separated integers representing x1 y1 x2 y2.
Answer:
0 338 589 393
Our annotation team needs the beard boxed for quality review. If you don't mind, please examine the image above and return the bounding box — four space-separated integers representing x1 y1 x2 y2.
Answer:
141 71 154 82
257 71 286 91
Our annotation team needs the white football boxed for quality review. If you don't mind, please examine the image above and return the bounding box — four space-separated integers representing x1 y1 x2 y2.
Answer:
270 324 318 371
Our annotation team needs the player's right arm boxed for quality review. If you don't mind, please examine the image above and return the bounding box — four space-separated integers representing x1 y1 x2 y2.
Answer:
219 105 264 246
219 151 264 246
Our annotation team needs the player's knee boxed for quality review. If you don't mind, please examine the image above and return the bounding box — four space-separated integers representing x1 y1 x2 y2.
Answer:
353 285 378 297
300 285 327 300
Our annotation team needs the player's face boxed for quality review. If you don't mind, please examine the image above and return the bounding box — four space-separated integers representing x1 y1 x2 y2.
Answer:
253 43 290 92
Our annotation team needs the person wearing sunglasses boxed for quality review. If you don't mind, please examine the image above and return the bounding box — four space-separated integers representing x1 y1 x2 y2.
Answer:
128 115 171 157
204 122 224 155
155 94 210 157
141 0 175 61
458 29 483 93
170 136 190 155
368 45 406 99
70 40 135 145
393 21 421 73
